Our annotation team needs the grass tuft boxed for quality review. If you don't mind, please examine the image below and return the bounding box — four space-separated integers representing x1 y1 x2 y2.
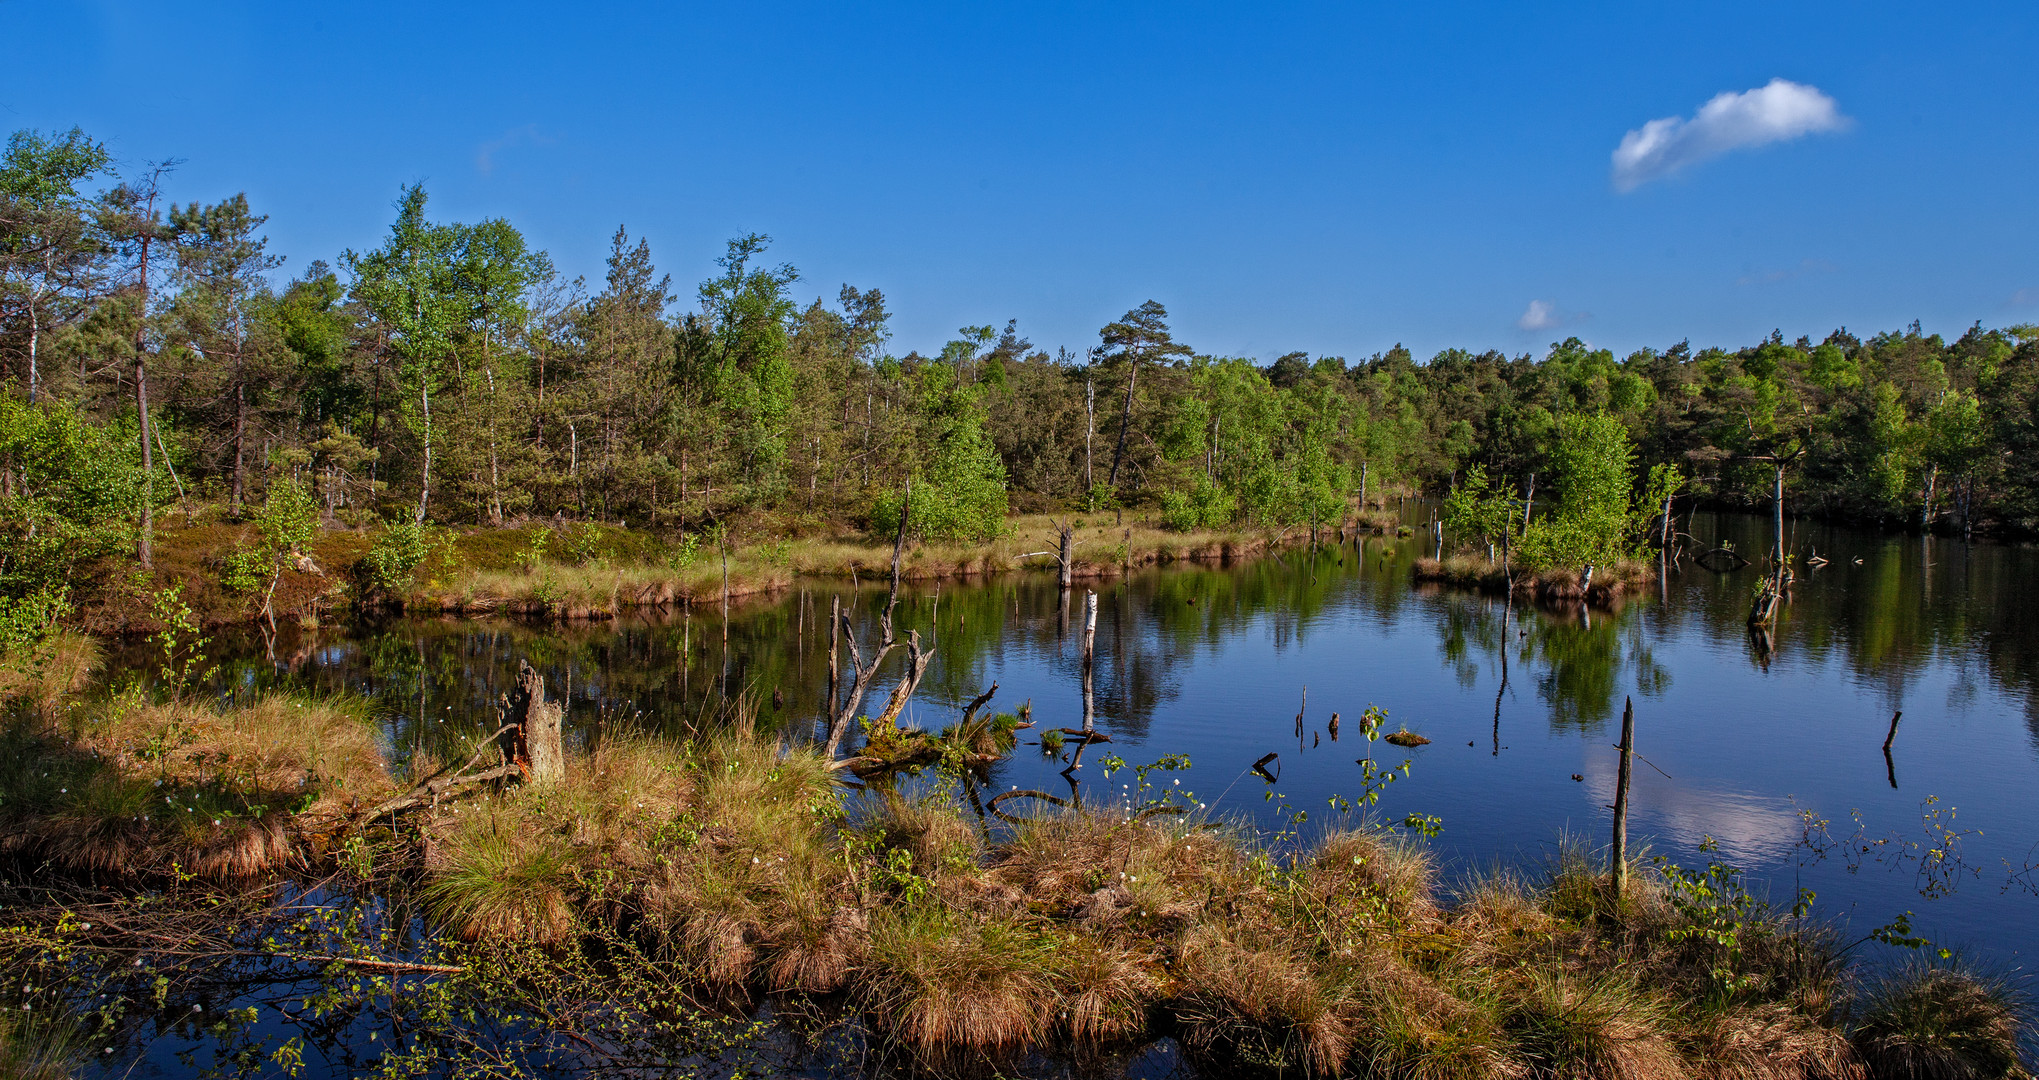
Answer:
861 907 1059 1051
1851 960 2027 1080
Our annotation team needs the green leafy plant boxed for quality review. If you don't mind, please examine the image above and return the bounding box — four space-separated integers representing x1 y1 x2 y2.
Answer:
150 584 213 703
519 527 552 572
362 517 433 595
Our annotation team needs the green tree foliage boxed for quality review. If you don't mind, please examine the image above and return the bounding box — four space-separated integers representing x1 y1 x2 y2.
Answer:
14 120 2039 629
0 129 112 404
683 234 798 505
868 348 1010 542
1511 413 1670 570
0 397 149 615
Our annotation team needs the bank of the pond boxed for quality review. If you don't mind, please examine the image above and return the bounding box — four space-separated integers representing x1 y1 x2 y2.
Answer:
1413 555 1659 606
78 509 1409 632
0 657 2025 1080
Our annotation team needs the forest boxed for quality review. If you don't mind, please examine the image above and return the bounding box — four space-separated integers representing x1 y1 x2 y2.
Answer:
5 124 2037 632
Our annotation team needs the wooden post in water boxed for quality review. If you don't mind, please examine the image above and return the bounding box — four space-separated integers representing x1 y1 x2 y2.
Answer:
827 594 840 715
1610 696 1635 907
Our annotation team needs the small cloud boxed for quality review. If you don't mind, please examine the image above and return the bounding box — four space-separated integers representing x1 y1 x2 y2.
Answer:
2010 287 2039 308
1735 258 1838 287
475 124 551 175
1517 300 1560 330
1516 299 1590 331
1612 78 1849 192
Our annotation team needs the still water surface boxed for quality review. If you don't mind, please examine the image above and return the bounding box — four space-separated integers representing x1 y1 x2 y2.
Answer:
120 509 2039 1076
180 509 2039 971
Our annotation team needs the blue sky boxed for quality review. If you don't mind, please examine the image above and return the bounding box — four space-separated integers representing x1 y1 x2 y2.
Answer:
5 1 2035 361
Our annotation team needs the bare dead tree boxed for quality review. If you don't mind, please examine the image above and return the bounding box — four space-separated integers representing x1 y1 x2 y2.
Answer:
1011 518 1077 588
822 479 933 757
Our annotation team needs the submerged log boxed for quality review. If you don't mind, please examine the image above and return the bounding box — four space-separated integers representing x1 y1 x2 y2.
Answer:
1692 547 1750 572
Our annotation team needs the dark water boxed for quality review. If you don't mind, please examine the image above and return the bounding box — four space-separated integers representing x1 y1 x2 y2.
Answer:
125 510 2039 1071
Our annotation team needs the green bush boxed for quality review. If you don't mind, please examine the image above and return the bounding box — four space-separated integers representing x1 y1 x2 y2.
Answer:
0 585 70 656
1159 476 1236 531
0 398 151 608
363 518 433 594
870 424 1009 543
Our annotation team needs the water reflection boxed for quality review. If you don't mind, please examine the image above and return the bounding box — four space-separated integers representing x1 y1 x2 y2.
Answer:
101 509 2039 970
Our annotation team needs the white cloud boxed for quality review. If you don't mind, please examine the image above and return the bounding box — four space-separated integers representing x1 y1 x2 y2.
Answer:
2010 287 2039 308
1517 299 1560 330
1612 78 1849 192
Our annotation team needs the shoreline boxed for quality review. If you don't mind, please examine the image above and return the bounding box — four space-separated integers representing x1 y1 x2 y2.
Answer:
0 666 2016 1078
77 511 1410 633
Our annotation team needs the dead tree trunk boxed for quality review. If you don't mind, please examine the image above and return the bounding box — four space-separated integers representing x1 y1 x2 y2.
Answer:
826 594 841 715
1610 696 1635 905
510 659 565 784
871 630 932 727
1067 590 1101 771
823 479 923 757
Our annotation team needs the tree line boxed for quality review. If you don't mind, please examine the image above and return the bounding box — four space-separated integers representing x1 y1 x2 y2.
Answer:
6 125 2038 624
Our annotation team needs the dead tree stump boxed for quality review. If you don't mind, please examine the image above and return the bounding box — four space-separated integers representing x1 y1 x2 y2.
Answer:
511 659 566 784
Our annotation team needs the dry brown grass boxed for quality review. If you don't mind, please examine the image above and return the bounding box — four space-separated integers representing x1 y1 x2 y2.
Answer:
1173 923 1373 1076
85 694 390 817
410 512 1323 619
860 907 1060 1051
1301 827 1439 927
1495 969 1686 1080
0 632 99 717
0 692 389 880
1690 1003 1863 1080
1054 934 1160 1042
1850 963 2028 1080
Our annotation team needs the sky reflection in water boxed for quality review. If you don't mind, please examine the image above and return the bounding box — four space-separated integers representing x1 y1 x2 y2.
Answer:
179 509 2039 971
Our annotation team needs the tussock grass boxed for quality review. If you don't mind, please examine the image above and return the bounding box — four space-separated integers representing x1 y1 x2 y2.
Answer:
423 806 576 943
5 668 1980 1076
0 692 388 879
1689 1002 1862 1080
1301 827 1438 926
861 906 1060 1050
1850 960 2028 1080
1495 969 1684 1080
